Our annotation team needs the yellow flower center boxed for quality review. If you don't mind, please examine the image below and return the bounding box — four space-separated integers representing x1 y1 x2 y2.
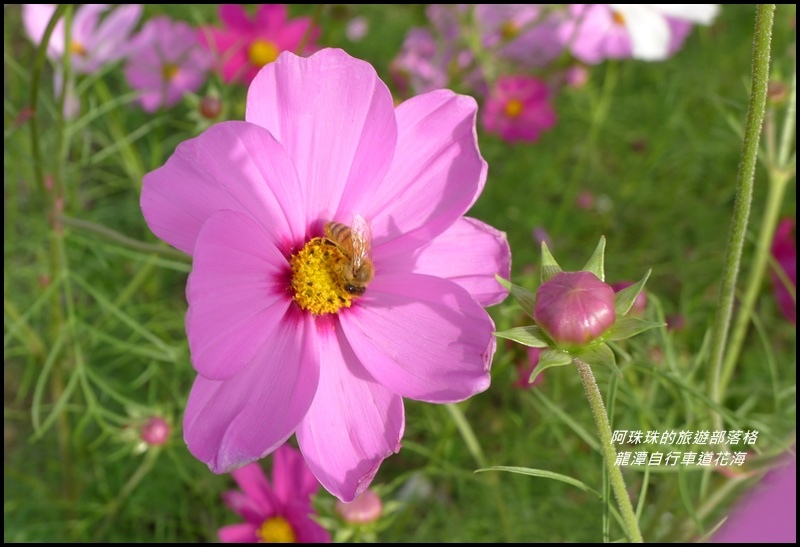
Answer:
69 40 87 57
162 63 179 81
611 11 626 26
504 98 524 119
500 21 519 40
257 516 296 543
290 237 356 315
248 39 280 68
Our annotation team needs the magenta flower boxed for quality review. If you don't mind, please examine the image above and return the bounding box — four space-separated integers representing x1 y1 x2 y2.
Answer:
481 75 556 143
124 16 211 112
534 271 617 347
141 49 510 501
559 4 720 64
199 4 318 85
219 444 331 543
770 218 796 324
140 416 170 447
515 347 545 389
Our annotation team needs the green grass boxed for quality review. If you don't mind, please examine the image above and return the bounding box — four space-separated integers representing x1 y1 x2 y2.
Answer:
4 4 796 543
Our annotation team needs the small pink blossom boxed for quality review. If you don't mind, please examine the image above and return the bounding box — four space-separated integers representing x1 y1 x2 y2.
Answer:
141 49 510 501
124 17 211 112
199 4 319 85
346 16 369 42
481 75 556 143
770 218 796 324
335 488 383 525
534 271 616 347
219 444 331 543
140 416 170 446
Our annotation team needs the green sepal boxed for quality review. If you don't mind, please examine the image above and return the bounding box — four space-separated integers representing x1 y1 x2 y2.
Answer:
495 275 537 317
528 349 574 385
540 241 563 283
575 343 621 377
614 269 652 316
493 325 551 348
581 236 606 281
605 317 665 341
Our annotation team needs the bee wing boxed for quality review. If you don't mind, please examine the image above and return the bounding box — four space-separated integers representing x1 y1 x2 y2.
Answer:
350 214 373 271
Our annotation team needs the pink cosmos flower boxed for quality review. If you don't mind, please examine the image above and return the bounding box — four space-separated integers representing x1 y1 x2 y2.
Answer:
481 75 557 143
770 218 796 324
475 4 565 68
124 16 211 113
140 48 510 501
22 3 142 117
219 444 331 543
335 488 383 525
199 4 319 85
560 4 720 64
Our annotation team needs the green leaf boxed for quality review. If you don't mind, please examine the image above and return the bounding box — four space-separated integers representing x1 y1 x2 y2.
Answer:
577 343 621 377
493 325 551 348
540 241 563 283
495 275 536 317
614 269 651 316
581 236 606 281
475 466 601 499
539 348 573 368
606 317 665 341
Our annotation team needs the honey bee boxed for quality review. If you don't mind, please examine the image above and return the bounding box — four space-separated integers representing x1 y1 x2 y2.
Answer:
323 214 375 296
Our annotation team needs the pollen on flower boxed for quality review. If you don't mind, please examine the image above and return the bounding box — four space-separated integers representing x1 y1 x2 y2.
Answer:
504 98 524 118
69 40 87 57
161 62 179 81
290 237 355 315
248 38 279 68
611 10 626 26
500 21 519 40
257 516 296 543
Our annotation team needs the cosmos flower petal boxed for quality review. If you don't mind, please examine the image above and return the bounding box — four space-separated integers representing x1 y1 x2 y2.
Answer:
297 327 404 502
217 523 259 543
284 502 334 543
218 4 252 32
651 4 720 25
379 217 510 307
613 4 671 61
221 490 270 525
141 121 306 255
184 309 320 474
254 3 288 28
341 273 494 403
86 3 142 67
246 49 398 225
367 90 487 256
230 463 279 516
272 443 320 506
22 4 64 57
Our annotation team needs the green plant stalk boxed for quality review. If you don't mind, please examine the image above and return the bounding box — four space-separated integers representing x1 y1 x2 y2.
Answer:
707 4 774 419
575 358 644 543
720 66 795 395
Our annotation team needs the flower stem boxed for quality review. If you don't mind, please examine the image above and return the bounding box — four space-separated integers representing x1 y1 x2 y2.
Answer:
719 65 795 395
707 5 775 422
574 358 643 543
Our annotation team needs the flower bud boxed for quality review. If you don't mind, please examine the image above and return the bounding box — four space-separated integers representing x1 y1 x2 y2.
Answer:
140 416 170 446
534 271 616 347
199 96 222 120
335 489 382 525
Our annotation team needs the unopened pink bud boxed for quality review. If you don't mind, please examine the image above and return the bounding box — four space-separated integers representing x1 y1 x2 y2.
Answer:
534 271 616 347
335 489 382 525
140 416 170 446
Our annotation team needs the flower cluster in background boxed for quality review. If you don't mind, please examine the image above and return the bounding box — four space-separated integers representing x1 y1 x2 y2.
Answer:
392 4 720 143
